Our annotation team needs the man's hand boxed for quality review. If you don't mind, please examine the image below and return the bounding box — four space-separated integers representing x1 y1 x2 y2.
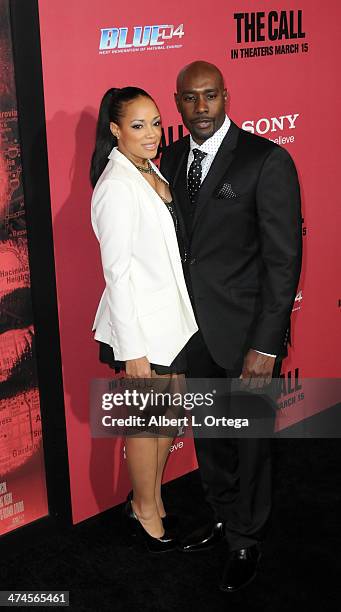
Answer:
125 356 151 378
240 349 276 388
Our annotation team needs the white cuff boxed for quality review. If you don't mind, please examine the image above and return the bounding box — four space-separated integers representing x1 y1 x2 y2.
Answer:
253 349 277 358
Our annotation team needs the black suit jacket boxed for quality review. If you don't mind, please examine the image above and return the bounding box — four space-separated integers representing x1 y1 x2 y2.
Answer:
160 120 302 370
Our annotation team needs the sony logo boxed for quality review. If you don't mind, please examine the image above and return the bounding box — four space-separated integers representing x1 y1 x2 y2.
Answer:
242 113 299 135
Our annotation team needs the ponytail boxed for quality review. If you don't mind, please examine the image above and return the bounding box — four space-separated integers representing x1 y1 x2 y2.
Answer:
90 88 119 188
90 86 154 188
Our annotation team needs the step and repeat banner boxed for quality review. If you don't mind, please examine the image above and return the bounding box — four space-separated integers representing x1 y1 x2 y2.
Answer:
37 0 341 524
0 0 48 536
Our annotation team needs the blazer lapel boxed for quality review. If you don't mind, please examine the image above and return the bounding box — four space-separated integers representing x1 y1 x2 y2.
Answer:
192 121 240 232
106 146 195 329
111 148 184 273
150 186 193 313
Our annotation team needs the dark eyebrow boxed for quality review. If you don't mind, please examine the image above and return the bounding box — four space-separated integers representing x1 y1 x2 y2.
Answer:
181 88 218 95
130 115 161 123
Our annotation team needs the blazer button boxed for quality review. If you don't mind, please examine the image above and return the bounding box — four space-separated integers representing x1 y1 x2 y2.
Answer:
190 257 196 265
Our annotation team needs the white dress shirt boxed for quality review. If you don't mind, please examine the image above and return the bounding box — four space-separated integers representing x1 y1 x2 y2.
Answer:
186 114 276 359
187 115 231 180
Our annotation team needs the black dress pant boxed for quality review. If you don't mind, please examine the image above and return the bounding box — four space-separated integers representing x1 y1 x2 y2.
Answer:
186 329 282 551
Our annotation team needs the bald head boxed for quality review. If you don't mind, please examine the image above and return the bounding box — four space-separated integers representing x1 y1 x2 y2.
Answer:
175 61 228 144
176 61 225 93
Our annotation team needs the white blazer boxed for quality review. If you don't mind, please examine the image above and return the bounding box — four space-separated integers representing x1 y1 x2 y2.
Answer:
91 147 198 366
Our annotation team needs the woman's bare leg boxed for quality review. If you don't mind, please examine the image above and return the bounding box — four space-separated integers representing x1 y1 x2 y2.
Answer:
125 435 164 537
153 372 186 517
154 436 173 517
125 372 185 535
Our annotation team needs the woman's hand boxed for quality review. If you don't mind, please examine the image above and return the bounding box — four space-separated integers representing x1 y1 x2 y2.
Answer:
125 356 151 378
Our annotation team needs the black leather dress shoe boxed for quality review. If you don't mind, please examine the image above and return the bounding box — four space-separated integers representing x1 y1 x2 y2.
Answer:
179 521 225 552
220 545 262 592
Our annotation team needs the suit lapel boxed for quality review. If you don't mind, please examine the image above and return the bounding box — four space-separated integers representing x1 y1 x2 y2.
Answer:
192 121 240 231
171 139 191 242
173 138 189 187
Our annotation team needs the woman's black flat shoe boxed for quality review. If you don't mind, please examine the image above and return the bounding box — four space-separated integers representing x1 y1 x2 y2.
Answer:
123 501 177 553
126 491 179 533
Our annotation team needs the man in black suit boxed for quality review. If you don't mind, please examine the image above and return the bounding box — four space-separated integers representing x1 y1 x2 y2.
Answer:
160 61 302 592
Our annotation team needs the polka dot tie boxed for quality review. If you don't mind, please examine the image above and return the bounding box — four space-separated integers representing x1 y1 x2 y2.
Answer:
187 149 207 206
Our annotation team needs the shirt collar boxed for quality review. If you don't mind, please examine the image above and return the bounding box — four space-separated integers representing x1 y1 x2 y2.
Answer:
189 115 231 156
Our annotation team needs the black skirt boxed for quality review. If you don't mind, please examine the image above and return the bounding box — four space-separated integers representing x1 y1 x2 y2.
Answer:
98 340 188 374
98 341 187 436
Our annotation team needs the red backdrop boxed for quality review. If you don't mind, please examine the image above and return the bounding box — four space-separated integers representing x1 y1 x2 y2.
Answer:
0 0 48 536
37 0 341 524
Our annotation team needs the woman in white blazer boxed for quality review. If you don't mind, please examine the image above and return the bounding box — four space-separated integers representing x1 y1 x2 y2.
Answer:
90 87 198 552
